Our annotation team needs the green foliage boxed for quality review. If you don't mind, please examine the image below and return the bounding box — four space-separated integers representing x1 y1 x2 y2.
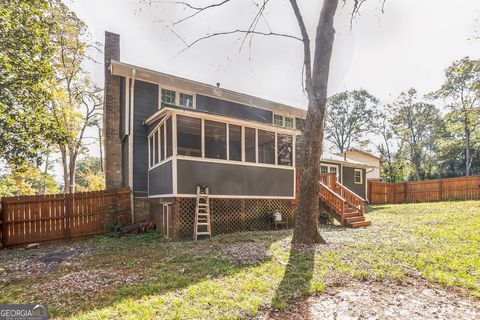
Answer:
0 164 60 197
431 57 480 176
75 156 105 192
48 0 103 193
389 89 443 180
325 89 379 153
0 0 63 167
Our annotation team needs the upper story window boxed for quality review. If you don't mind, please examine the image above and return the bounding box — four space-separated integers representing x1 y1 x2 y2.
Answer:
273 114 295 129
162 89 176 104
180 93 194 108
284 117 294 128
273 114 283 126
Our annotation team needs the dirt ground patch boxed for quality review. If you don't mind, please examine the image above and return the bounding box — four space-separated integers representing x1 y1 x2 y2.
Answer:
0 241 96 282
219 241 269 265
261 279 480 320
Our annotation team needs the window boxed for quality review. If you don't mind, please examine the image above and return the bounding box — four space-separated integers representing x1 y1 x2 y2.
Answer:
273 114 295 129
179 93 194 108
321 164 339 181
160 123 165 161
258 130 275 164
205 120 226 159
277 134 292 166
284 117 294 128
162 89 176 104
166 117 173 157
229 125 241 161
273 114 283 126
177 115 201 157
245 127 256 163
354 169 363 184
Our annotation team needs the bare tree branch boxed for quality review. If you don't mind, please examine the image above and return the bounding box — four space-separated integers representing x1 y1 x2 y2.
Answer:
180 29 302 52
173 0 234 25
288 0 313 93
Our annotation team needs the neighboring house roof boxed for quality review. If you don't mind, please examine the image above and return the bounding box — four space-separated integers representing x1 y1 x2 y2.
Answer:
321 152 372 168
340 148 382 161
110 60 307 119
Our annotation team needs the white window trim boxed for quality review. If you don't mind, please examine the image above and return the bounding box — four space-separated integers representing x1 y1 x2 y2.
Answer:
148 115 174 170
320 163 340 181
159 84 196 109
173 113 295 168
354 169 363 184
273 113 296 129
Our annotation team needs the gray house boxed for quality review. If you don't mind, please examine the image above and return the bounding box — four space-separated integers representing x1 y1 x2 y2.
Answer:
103 32 371 239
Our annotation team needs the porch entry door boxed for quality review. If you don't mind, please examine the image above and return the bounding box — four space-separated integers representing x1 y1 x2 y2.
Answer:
320 164 339 181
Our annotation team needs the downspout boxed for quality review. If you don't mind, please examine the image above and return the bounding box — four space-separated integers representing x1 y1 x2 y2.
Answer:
129 69 136 223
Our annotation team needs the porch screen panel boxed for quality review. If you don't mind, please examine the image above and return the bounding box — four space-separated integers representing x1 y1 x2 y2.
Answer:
277 134 292 166
166 117 173 157
245 127 256 163
258 130 275 164
154 130 159 164
205 120 227 159
177 115 201 157
160 123 165 161
229 125 241 161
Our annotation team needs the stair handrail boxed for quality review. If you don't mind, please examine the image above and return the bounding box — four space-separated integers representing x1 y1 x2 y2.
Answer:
333 182 365 216
319 173 365 217
319 180 347 224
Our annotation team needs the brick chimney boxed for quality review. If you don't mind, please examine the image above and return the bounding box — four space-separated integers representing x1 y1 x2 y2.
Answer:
104 31 122 190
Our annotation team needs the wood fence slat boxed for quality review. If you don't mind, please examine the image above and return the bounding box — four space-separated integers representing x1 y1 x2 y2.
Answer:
0 187 131 248
369 176 480 204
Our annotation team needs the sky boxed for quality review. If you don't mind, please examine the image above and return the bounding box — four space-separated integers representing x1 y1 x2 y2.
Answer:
51 0 480 181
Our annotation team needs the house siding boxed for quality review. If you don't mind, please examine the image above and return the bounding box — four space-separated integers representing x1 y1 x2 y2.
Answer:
149 160 173 196
176 160 294 197
196 94 273 124
133 80 159 196
342 166 366 199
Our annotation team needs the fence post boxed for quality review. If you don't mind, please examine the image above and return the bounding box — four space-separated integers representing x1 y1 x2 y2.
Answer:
64 193 71 240
439 179 443 201
1 200 6 249
404 182 408 203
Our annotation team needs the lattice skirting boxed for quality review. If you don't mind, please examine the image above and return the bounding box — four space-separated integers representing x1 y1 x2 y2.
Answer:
150 197 296 239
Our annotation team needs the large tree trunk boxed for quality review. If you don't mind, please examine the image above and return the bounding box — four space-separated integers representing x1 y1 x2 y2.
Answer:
292 0 338 245
60 146 70 194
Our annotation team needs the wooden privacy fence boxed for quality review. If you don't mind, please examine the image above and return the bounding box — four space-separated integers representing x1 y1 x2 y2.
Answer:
0 188 131 248
369 176 480 204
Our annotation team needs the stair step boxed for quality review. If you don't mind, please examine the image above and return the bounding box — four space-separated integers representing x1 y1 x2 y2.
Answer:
196 232 211 235
348 220 372 228
343 212 361 218
196 222 210 226
345 216 365 223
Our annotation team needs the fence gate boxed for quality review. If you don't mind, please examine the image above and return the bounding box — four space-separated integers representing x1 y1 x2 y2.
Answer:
0 188 131 248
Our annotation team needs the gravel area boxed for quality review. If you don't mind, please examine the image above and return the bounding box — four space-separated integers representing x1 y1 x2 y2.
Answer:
261 279 480 320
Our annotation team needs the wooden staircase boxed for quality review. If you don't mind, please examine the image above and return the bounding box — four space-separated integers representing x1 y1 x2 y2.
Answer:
319 173 371 228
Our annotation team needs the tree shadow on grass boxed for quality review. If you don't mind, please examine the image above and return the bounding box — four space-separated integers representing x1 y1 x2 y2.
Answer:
272 244 316 310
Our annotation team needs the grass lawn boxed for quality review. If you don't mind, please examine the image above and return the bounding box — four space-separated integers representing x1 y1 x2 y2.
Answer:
1 201 479 319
